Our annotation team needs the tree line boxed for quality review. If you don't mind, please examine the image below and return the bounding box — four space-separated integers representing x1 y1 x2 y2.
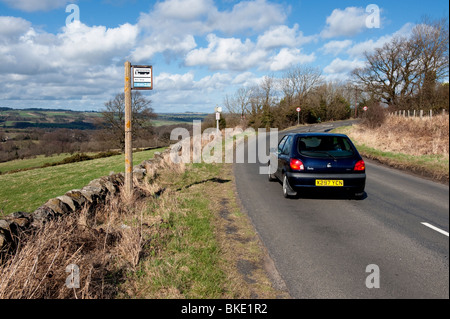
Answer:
223 18 449 130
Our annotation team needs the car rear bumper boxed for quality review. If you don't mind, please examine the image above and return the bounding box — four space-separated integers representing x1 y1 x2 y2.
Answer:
286 172 366 191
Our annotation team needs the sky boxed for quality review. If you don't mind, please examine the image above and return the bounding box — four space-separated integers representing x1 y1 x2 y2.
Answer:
0 0 448 113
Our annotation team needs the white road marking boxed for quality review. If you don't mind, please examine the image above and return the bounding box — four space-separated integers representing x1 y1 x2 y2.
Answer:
421 222 449 237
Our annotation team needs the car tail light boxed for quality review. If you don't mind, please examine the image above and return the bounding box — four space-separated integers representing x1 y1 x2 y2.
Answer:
290 158 304 171
354 160 365 171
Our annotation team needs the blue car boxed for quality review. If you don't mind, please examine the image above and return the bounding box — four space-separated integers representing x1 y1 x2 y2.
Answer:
268 133 366 199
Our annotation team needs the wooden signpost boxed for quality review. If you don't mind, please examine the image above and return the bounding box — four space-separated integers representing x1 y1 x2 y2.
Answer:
124 62 153 196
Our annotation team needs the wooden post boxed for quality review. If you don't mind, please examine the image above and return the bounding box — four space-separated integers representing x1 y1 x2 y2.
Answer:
124 61 133 196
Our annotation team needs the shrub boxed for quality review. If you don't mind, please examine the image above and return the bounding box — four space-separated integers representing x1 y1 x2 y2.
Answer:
361 102 387 128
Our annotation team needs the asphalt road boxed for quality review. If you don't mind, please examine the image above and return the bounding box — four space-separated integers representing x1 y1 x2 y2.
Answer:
233 121 449 298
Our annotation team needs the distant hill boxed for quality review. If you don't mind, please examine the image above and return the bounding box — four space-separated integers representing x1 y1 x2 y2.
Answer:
0 108 101 130
0 108 209 129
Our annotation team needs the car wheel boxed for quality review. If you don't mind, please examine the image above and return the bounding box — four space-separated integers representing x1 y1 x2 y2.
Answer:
354 191 365 200
282 175 297 198
268 162 276 181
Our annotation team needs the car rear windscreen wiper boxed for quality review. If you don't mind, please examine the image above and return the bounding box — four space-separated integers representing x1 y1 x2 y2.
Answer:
314 151 337 160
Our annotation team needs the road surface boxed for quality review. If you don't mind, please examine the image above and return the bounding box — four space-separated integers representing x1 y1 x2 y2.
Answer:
233 121 449 298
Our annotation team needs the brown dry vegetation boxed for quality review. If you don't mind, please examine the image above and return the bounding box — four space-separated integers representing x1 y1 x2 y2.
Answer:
341 114 449 183
0 138 287 299
353 114 449 156
0 152 185 299
0 185 163 298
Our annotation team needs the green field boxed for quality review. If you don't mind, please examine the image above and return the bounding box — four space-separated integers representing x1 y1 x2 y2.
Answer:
0 153 96 174
0 148 165 216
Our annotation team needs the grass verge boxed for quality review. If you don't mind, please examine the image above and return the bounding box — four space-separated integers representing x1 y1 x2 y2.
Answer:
118 162 289 299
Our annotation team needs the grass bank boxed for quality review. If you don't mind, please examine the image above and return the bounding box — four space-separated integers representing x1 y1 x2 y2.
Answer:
333 114 449 184
0 157 288 299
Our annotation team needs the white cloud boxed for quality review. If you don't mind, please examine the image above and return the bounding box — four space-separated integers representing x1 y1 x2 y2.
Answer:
321 7 368 38
0 19 138 74
321 39 353 55
154 0 213 20
150 71 233 112
0 0 72 12
156 72 195 91
323 58 364 75
195 72 232 90
131 35 196 62
184 29 316 73
266 48 316 72
209 0 287 34
155 71 232 93
0 16 31 38
132 0 288 62
0 18 139 105
256 24 315 49
347 23 415 58
56 21 139 66
232 72 257 85
185 34 267 71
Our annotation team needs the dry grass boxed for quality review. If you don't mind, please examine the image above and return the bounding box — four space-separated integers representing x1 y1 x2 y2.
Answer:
0 135 287 299
0 153 186 299
337 114 449 183
351 114 449 157
0 189 147 299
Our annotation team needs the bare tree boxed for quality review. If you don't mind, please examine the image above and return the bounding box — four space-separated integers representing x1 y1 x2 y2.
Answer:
353 36 411 107
223 87 251 119
413 17 449 109
277 66 322 125
283 65 323 106
101 91 156 150
258 75 279 128
353 17 449 110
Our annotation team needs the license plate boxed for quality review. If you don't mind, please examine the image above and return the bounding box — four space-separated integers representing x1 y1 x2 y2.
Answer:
315 180 344 187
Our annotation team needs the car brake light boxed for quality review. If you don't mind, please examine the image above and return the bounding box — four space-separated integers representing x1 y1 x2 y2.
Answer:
290 158 304 171
354 160 365 171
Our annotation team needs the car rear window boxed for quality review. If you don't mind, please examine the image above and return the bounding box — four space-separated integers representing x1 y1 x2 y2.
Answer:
297 136 355 158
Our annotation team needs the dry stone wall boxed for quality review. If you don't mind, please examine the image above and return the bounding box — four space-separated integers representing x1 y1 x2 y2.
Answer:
0 150 170 257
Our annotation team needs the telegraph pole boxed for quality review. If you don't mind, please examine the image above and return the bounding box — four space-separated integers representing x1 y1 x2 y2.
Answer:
124 61 133 196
